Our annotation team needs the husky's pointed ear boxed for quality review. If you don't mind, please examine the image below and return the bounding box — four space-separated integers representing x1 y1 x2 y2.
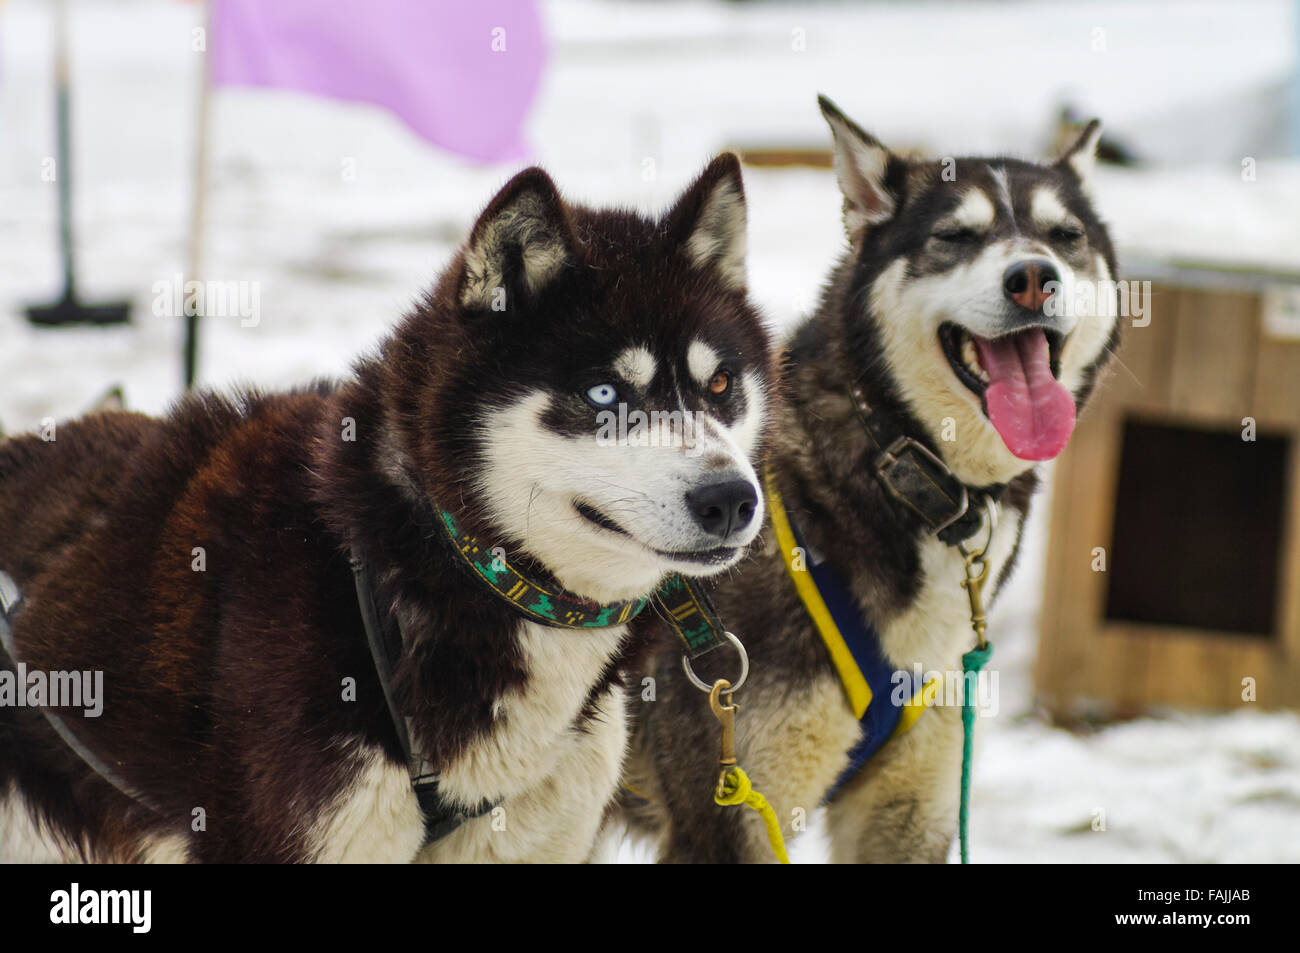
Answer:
460 167 576 312
665 153 748 292
1055 119 1103 195
819 95 896 238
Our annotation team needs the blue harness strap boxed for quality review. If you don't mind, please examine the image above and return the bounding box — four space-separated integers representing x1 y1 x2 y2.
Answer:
816 585 910 802
764 474 934 803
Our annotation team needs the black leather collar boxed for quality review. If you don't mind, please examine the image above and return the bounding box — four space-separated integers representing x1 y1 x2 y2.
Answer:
847 385 1003 546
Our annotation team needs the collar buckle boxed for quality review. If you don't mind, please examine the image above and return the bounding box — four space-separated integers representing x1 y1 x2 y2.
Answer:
875 436 970 536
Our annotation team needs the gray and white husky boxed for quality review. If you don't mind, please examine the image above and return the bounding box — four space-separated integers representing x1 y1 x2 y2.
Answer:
617 98 1120 862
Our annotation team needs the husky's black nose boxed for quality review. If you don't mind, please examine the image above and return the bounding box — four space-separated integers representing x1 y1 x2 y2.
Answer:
686 478 758 539
1003 259 1059 313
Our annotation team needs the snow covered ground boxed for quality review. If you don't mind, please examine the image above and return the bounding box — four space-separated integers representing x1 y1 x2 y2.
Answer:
1 0 1298 862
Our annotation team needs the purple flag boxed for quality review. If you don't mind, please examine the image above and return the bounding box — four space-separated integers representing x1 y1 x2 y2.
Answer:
211 0 546 162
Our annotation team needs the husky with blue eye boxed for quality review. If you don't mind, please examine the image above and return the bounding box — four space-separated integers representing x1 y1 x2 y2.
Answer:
617 98 1120 863
0 156 775 863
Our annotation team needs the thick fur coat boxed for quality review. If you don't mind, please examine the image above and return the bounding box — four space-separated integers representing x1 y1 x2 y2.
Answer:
0 158 775 863
618 100 1121 863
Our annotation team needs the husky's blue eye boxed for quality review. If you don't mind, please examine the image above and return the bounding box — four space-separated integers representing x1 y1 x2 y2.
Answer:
586 383 618 407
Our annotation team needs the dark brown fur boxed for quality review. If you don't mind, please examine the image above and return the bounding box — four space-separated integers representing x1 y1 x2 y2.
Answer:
0 159 774 862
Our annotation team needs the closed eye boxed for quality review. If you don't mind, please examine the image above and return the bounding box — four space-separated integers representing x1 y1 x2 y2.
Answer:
1050 225 1085 242
933 227 981 244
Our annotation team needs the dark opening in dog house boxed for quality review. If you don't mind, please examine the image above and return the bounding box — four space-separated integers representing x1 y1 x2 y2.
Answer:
1104 418 1289 636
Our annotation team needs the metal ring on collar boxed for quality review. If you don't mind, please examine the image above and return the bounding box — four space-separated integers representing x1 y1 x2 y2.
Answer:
958 497 999 561
681 631 749 694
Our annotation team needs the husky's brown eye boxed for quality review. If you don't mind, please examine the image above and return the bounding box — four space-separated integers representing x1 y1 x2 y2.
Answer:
708 370 730 396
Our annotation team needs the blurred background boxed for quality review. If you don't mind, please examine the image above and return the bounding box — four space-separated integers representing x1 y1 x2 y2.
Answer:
2 0 1298 862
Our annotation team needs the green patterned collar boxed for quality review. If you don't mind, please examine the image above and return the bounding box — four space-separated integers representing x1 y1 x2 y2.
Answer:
435 507 734 659
436 509 650 629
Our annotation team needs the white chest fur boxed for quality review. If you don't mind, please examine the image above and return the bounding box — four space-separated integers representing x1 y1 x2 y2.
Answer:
434 620 628 803
877 507 1023 674
417 620 630 862
311 620 630 863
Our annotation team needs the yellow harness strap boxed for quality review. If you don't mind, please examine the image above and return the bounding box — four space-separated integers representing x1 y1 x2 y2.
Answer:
764 470 935 745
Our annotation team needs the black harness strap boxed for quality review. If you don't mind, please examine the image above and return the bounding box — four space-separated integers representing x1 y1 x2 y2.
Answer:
0 571 168 816
348 552 496 848
3 556 494 851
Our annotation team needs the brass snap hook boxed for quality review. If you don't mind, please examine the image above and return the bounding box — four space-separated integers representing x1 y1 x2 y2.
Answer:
960 554 989 649
957 498 997 649
708 678 739 797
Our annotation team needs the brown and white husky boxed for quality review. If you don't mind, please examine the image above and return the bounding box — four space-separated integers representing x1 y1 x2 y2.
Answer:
0 156 776 863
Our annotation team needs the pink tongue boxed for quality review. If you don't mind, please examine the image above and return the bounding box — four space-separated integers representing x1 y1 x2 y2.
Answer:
973 330 1075 460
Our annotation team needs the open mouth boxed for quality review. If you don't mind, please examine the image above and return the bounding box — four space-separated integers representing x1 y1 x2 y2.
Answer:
939 322 1065 397
575 502 739 566
937 322 1076 462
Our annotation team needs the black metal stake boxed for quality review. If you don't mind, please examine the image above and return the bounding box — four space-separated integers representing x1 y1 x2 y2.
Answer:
25 0 131 328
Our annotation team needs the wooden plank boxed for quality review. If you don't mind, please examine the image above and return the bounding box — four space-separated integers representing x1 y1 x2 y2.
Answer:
1276 430 1300 701
1091 284 1179 419
1252 336 1300 429
1035 443 1076 714
1116 623 1282 710
736 148 833 169
1079 417 1154 714
1038 442 1092 713
1167 289 1260 425
1040 400 1138 712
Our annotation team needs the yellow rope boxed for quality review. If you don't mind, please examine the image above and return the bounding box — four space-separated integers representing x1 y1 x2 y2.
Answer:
714 766 790 864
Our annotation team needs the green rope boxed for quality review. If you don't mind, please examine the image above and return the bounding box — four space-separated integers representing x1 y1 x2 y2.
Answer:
959 641 994 865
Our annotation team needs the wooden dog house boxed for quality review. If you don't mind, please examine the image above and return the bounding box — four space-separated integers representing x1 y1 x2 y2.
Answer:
1036 191 1300 715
